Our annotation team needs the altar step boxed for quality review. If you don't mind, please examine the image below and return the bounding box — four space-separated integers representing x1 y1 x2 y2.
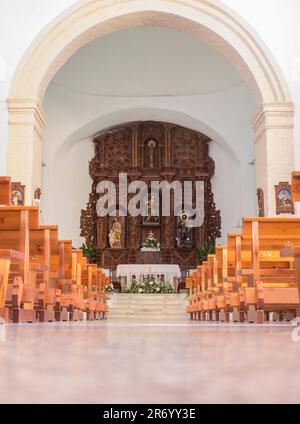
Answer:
108 293 188 321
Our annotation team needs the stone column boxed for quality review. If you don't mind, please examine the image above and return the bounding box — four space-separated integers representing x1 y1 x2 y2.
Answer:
252 103 294 216
7 99 45 204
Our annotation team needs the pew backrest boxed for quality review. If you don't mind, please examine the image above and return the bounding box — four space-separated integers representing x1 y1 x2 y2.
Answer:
0 177 11 206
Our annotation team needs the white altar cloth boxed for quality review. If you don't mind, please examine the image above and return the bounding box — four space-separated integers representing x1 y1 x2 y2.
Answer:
116 264 181 285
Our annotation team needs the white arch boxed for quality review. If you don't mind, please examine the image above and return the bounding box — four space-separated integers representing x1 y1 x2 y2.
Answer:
9 0 291 104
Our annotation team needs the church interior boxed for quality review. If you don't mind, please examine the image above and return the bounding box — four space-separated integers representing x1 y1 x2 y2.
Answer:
0 0 300 405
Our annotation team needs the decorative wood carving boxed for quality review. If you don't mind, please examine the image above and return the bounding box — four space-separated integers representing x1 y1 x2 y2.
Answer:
206 180 222 243
275 182 295 215
81 121 222 270
80 180 98 246
11 182 25 206
257 188 265 217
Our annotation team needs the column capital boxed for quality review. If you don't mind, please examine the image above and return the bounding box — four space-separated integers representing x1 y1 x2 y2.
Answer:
251 102 294 140
7 97 46 130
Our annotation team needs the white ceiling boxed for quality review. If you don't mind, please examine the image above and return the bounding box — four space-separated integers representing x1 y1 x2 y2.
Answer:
52 26 244 97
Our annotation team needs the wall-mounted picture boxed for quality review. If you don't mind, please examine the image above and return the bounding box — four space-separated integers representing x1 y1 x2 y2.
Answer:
11 182 25 206
275 182 295 214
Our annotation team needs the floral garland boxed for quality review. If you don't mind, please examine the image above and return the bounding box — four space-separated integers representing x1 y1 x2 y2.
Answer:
143 233 160 248
127 277 174 294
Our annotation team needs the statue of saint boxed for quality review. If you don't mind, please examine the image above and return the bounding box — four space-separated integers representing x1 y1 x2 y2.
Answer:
145 195 159 223
33 188 41 207
109 218 122 248
11 190 22 206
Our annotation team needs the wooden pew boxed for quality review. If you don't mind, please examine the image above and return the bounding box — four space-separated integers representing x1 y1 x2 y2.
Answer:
186 218 300 324
0 249 24 322
55 240 73 321
238 219 300 323
0 217 60 322
30 225 59 322
98 272 109 319
86 264 98 321
213 246 227 321
0 175 110 325
186 273 197 319
292 172 300 202
0 207 39 286
71 250 86 321
0 207 40 322
59 249 87 322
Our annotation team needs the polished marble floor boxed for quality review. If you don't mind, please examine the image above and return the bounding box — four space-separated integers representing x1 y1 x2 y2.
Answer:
0 321 300 404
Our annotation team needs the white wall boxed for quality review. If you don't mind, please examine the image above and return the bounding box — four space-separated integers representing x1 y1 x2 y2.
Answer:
42 79 256 246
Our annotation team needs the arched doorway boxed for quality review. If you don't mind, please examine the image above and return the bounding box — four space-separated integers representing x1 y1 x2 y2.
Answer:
6 0 294 216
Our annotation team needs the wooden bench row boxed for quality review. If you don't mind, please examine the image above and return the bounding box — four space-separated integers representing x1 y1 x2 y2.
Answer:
187 218 300 323
0 177 109 323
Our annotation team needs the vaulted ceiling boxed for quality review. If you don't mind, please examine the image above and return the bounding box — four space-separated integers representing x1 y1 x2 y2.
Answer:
52 26 244 97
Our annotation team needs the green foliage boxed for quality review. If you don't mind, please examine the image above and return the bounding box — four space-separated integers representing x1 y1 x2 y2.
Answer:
143 234 160 249
197 241 216 262
127 277 174 294
80 243 98 264
106 283 115 294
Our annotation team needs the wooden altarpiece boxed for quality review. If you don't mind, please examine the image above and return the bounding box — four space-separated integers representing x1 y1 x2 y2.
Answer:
80 121 221 272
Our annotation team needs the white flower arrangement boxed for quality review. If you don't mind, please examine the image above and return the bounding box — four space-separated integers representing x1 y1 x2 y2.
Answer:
127 277 174 294
143 233 160 249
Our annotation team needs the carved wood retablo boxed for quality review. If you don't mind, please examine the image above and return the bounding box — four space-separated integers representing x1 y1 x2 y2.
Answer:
81 121 221 271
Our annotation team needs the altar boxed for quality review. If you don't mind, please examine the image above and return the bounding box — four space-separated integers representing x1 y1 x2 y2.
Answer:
116 264 181 291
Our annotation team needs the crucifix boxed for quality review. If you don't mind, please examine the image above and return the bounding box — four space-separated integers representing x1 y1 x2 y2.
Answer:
145 195 155 222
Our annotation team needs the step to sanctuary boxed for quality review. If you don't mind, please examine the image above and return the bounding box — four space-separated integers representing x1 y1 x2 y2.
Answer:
108 293 188 321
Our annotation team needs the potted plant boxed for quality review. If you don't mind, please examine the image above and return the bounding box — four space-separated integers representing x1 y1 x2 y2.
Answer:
80 243 99 264
197 241 216 263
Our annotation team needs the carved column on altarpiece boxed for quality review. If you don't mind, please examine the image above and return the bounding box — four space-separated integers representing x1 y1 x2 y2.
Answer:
163 123 172 167
162 216 173 264
205 179 221 243
131 124 139 168
127 216 140 263
162 216 173 249
97 217 108 249
80 180 99 247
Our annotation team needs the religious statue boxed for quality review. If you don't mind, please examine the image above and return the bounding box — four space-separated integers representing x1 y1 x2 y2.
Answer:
12 192 19 207
33 188 42 208
147 140 156 168
144 195 159 223
109 218 122 248
177 212 192 248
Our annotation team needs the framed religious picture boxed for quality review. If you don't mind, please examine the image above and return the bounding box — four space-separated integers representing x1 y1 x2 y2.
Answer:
275 182 295 215
256 188 265 217
11 182 25 206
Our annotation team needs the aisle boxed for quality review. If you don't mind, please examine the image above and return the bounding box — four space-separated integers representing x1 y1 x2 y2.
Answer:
0 321 299 404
